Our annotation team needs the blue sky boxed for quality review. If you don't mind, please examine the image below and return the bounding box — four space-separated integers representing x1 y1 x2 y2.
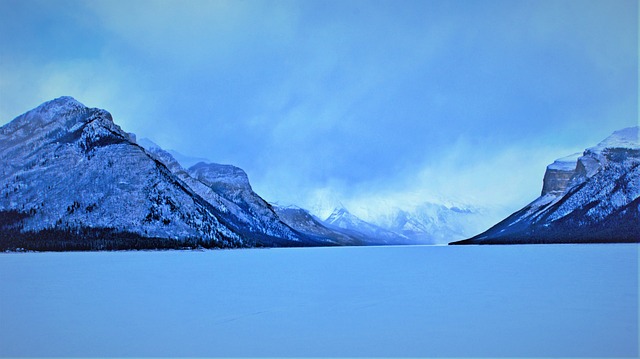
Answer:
0 0 637 218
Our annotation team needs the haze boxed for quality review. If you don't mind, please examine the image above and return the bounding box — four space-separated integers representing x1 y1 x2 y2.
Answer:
0 0 637 220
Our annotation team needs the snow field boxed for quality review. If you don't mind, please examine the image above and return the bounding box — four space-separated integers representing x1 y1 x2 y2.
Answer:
0 244 638 357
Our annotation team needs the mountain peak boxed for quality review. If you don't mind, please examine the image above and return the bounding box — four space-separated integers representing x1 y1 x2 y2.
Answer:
590 126 639 152
2 96 83 131
29 96 88 123
0 96 127 162
325 206 352 222
43 95 84 108
30 96 84 113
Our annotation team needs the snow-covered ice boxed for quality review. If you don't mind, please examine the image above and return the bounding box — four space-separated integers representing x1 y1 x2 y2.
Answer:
0 244 638 357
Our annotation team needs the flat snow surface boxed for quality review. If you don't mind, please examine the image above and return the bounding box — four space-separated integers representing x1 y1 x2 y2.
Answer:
1 245 638 358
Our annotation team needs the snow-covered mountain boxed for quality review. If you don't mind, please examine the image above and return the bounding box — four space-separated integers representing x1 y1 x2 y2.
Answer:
453 127 640 244
359 203 490 244
137 139 312 247
0 97 316 250
323 207 411 245
290 196 492 245
278 203 484 245
274 205 420 245
273 206 362 246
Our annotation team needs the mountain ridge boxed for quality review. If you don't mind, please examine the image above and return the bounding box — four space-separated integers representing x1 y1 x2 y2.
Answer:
323 206 411 245
452 127 640 244
0 97 316 250
3 97 636 249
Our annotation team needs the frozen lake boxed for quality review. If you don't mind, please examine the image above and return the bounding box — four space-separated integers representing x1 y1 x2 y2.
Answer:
1 244 638 357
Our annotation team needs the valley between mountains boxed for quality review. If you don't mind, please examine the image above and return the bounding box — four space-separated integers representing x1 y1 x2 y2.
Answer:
1 97 638 250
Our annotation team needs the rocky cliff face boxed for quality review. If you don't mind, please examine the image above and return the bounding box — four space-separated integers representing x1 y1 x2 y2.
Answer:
453 127 640 244
541 153 580 196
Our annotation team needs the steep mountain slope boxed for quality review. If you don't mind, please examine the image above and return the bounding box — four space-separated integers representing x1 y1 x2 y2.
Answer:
138 139 310 247
0 97 323 250
189 162 302 245
0 97 246 250
453 127 640 244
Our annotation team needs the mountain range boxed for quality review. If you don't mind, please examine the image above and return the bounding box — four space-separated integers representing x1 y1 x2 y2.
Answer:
141 141 491 245
453 126 639 244
0 97 428 250
0 97 322 250
1 97 637 250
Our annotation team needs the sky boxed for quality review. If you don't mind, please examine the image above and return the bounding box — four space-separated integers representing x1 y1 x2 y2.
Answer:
0 0 638 220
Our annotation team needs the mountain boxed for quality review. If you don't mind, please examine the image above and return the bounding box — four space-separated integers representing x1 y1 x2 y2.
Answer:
138 139 311 247
274 205 416 245
452 127 640 244
306 195 494 245
349 203 491 244
0 97 313 250
273 206 361 245
323 207 411 245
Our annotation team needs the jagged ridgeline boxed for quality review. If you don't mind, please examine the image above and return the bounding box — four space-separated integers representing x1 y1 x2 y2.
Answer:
0 97 337 251
452 126 640 244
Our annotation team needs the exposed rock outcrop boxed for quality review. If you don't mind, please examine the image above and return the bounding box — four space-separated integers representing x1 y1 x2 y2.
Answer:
541 153 580 196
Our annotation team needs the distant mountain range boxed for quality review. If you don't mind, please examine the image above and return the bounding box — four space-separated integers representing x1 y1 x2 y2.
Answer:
343 202 490 244
274 205 411 246
453 127 640 244
1 97 637 250
137 146 491 245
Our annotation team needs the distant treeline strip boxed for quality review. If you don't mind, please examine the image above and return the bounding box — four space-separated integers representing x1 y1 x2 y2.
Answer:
0 227 233 252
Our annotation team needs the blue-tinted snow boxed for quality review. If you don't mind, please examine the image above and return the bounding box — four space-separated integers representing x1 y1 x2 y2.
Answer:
547 152 581 171
1 244 638 357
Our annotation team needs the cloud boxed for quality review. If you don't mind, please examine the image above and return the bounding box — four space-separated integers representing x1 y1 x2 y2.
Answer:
288 135 588 215
84 0 300 70
0 0 636 217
